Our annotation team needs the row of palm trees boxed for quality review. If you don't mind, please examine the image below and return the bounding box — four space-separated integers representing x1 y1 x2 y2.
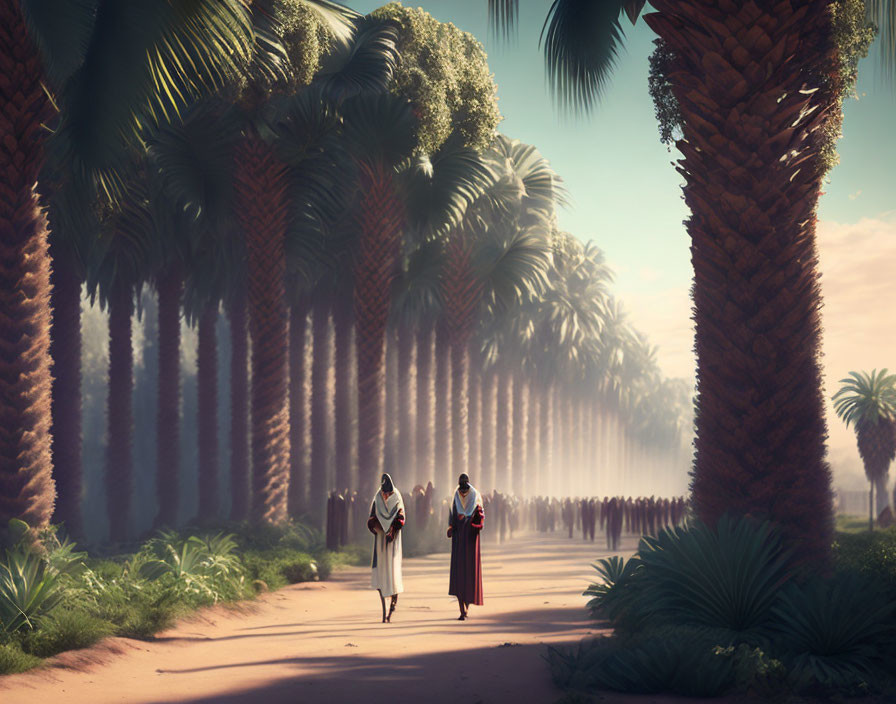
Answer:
1 1 690 543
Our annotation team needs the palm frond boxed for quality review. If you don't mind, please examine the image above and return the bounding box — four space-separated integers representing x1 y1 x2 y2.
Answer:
20 0 98 86
488 0 518 40
315 18 399 103
867 0 896 84
540 0 632 113
55 0 254 197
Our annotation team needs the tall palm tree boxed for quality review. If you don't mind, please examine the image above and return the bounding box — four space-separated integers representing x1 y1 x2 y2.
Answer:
486 0 893 562
1 0 253 535
833 370 896 529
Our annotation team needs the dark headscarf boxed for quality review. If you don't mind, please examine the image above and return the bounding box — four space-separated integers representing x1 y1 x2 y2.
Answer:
381 473 394 493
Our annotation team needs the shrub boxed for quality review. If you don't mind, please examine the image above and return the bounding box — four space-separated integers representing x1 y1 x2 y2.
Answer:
0 547 64 635
582 556 642 625
632 516 792 641
772 572 896 694
19 610 114 658
0 641 42 675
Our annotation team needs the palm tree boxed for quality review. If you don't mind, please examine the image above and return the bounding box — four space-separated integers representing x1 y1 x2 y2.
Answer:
833 370 896 530
0 0 255 535
486 0 893 563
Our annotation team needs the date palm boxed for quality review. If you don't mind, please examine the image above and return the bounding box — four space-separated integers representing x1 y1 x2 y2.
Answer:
833 370 896 529
485 0 896 563
1 0 254 536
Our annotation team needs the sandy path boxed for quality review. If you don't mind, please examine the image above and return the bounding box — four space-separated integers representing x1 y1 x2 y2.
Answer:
0 532 635 704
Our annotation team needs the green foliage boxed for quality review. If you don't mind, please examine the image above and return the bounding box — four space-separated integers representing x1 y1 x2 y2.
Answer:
833 369 896 429
0 547 65 635
137 531 247 604
833 526 896 589
647 39 682 146
548 626 737 697
0 642 42 675
631 516 792 639
240 548 320 590
18 610 114 659
370 3 501 153
582 555 642 624
772 573 896 693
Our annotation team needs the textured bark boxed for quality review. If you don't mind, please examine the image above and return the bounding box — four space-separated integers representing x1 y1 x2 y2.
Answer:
644 1 835 563
228 289 249 521
234 137 290 525
434 324 452 493
155 269 183 528
415 323 435 487
197 305 219 522
49 251 84 538
0 1 55 534
856 419 896 515
287 301 309 516
106 288 134 542
495 368 512 492
354 160 403 498
310 298 331 527
481 370 497 493
333 297 354 493
396 324 416 484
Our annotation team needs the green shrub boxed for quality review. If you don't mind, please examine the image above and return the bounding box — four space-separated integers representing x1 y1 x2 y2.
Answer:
0 641 42 675
772 572 896 693
0 546 64 634
631 516 792 641
833 527 896 590
548 626 737 697
19 610 113 658
582 556 643 625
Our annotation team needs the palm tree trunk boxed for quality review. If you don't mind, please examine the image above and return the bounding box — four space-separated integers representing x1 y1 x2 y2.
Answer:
526 384 540 499
197 304 219 522
234 137 290 525
0 2 55 533
434 324 452 494
415 323 435 487
106 287 134 541
512 376 527 496
287 300 309 516
869 481 874 532
333 297 353 493
644 0 835 564
450 341 469 487
155 268 183 528
228 288 249 521
539 384 554 498
396 324 416 485
384 328 399 475
49 249 84 538
310 297 331 527
496 368 512 492
468 358 482 489
354 161 403 498
481 369 497 493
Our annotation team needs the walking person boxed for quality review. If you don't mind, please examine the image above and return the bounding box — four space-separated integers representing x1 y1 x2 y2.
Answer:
367 473 405 623
447 473 484 620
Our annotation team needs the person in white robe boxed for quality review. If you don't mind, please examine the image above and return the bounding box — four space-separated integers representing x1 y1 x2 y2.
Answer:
366 473 405 622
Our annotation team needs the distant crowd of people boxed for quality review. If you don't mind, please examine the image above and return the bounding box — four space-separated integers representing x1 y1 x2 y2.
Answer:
327 484 687 553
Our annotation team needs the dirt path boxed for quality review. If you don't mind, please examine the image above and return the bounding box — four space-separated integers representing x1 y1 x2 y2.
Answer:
0 532 637 704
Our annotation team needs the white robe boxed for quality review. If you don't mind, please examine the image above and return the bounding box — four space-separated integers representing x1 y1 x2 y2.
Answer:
371 490 404 596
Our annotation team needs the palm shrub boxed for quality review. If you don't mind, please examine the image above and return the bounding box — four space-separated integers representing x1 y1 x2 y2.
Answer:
0 547 64 635
772 572 896 694
137 531 247 604
582 555 642 626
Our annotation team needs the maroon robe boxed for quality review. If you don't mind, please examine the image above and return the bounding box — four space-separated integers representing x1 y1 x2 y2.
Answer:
448 502 484 606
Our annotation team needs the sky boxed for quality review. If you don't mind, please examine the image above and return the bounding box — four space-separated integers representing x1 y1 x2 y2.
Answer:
346 1 896 487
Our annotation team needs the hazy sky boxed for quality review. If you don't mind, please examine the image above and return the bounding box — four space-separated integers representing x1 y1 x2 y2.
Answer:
347 1 896 486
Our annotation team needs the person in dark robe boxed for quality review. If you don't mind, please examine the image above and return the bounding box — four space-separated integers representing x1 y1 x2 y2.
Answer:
563 499 574 538
588 498 597 542
447 473 484 620
326 491 338 551
367 473 405 623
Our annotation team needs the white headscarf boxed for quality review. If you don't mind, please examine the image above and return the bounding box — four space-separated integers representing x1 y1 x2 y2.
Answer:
373 473 404 531
453 483 482 517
